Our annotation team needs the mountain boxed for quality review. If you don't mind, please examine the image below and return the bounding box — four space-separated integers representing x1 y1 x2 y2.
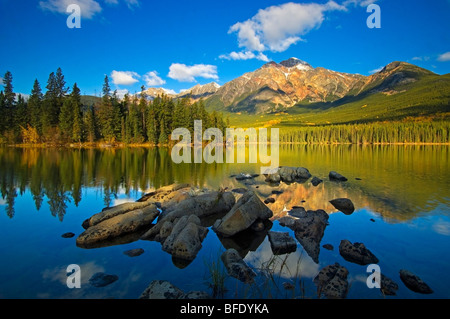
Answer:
204 58 447 116
178 82 220 100
206 57 366 113
142 82 220 101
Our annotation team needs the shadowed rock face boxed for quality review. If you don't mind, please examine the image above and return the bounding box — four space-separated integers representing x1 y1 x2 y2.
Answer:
314 263 349 299
213 191 273 237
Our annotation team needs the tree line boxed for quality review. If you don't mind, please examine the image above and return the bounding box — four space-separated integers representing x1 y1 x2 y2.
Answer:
0 69 227 145
279 121 450 144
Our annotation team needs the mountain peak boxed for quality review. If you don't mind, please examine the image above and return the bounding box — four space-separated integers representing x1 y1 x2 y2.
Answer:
280 57 313 70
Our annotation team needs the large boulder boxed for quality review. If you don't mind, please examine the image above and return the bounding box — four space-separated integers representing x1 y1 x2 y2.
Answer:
76 204 160 247
213 191 273 237
221 248 256 284
399 269 433 294
313 263 349 299
339 240 379 265
162 215 209 261
329 198 355 215
141 191 235 240
279 209 329 263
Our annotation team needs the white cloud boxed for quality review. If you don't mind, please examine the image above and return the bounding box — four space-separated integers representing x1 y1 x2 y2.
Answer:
219 51 270 62
124 0 139 9
143 71 166 87
0 77 3 86
369 66 383 74
111 70 140 85
168 63 219 82
437 52 450 62
39 0 102 19
228 1 346 53
343 0 378 6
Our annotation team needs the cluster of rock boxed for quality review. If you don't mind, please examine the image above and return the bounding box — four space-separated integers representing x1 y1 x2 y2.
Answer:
75 166 433 299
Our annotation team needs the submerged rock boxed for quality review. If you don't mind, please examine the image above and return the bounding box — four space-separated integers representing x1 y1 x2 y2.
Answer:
329 198 355 215
311 176 323 186
221 248 256 284
329 171 348 182
322 244 334 251
89 272 118 287
264 197 276 204
123 248 145 257
61 232 75 238
213 191 273 238
279 210 329 263
267 231 297 255
381 274 399 296
313 263 349 299
339 240 379 265
399 269 433 294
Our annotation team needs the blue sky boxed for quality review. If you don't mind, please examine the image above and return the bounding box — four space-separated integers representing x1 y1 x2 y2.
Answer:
0 0 449 97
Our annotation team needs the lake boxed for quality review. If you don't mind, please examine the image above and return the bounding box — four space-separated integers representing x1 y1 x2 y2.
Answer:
0 145 449 299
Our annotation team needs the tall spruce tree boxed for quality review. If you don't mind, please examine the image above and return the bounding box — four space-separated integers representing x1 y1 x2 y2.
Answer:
28 79 43 133
2 71 15 132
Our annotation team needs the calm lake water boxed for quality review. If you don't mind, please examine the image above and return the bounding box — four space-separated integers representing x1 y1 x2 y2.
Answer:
0 145 449 299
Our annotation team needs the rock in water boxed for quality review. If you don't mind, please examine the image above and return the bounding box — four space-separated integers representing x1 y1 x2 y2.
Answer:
141 191 235 240
279 210 329 263
162 215 209 261
329 171 348 182
329 198 355 215
140 280 210 299
380 274 399 296
267 231 297 255
339 240 379 265
77 204 160 247
213 191 273 237
221 248 256 284
311 176 323 186
313 263 349 299
61 232 75 238
89 272 118 287
123 248 144 257
399 269 433 294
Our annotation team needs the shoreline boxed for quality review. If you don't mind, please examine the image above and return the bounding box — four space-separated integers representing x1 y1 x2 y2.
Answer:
2 141 450 148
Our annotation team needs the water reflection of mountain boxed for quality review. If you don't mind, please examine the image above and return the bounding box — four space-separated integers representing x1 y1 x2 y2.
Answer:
0 145 448 222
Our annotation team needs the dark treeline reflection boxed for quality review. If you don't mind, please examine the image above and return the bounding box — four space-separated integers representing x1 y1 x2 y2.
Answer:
0 147 228 220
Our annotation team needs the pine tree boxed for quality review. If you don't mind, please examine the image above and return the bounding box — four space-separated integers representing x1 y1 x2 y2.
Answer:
84 105 96 143
71 83 82 143
2 71 15 131
28 79 43 134
97 76 115 142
